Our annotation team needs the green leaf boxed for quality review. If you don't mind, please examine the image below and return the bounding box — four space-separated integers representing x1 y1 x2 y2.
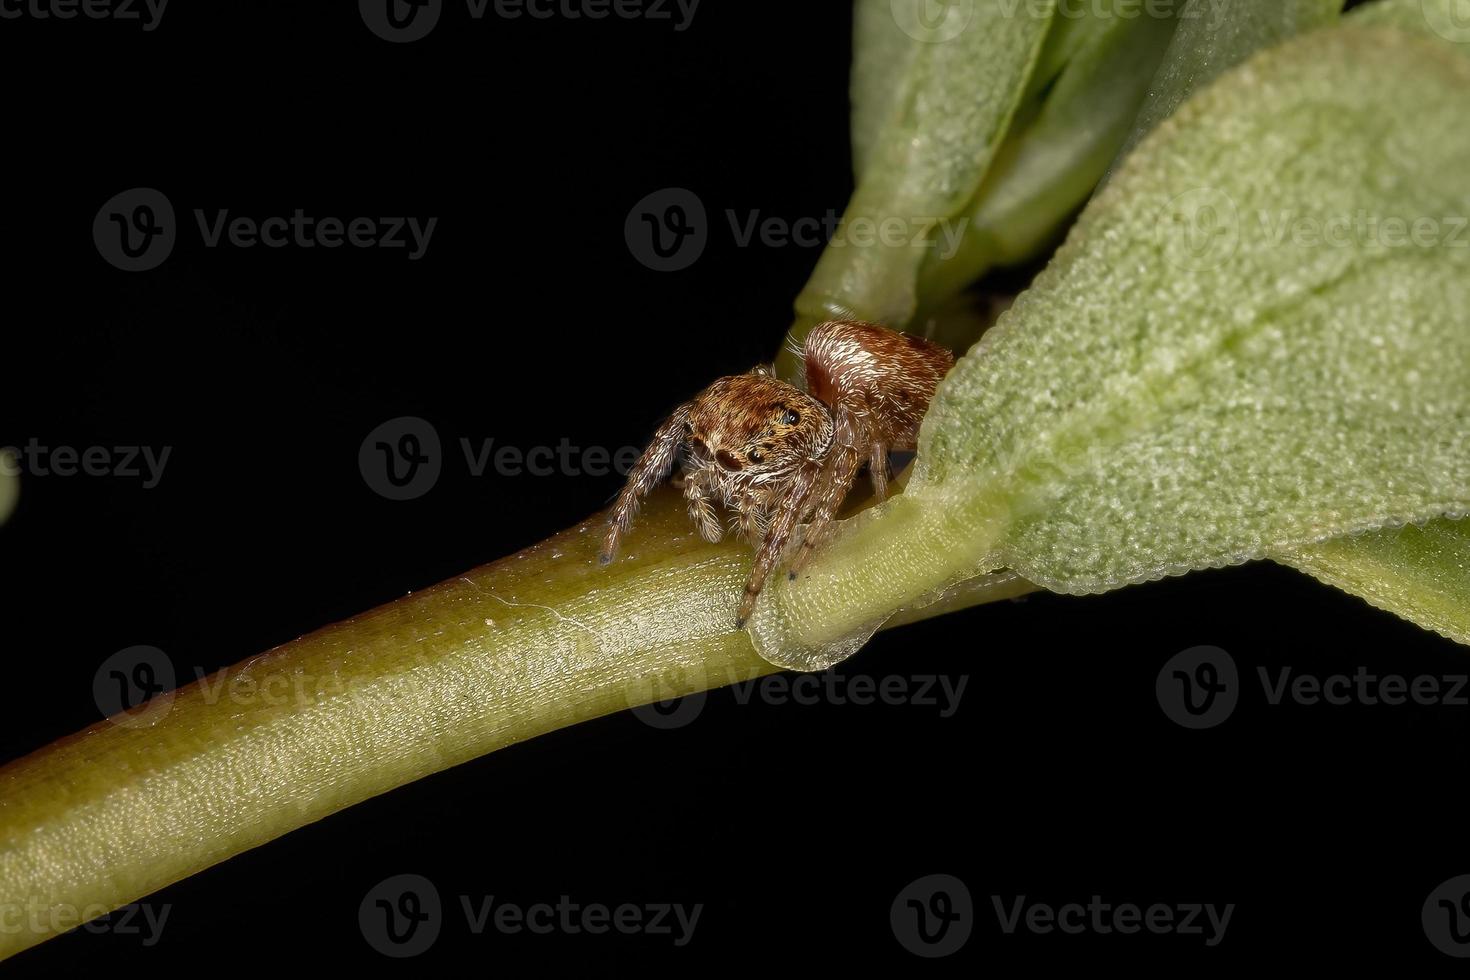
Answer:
849 0 921 181
1268 0 1470 644
750 24 1470 670
794 0 1055 332
914 8 1180 311
1113 0 1346 165
1285 522 1470 646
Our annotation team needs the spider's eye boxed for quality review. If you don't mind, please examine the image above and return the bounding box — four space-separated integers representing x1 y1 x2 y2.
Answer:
748 448 764 464
781 410 800 426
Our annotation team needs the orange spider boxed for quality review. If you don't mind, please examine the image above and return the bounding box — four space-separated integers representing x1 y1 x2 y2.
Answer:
600 320 955 627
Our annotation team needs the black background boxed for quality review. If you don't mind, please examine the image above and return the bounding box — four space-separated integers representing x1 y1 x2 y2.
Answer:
3 0 1467 972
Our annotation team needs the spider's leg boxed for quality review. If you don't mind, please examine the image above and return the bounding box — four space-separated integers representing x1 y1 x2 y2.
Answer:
684 471 723 544
786 404 866 581
867 442 890 503
736 463 820 628
738 499 768 548
600 402 691 564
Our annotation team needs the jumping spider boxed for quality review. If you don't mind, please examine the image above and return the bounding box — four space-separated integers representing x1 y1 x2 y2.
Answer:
599 319 955 628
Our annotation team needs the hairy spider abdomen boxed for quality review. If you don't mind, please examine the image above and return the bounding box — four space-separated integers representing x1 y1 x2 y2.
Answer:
803 319 954 450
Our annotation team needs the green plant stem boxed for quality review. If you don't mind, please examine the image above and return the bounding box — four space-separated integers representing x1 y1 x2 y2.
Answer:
0 488 1031 961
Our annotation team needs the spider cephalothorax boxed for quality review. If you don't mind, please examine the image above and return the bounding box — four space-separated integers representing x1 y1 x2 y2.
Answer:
600 320 954 627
